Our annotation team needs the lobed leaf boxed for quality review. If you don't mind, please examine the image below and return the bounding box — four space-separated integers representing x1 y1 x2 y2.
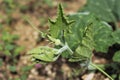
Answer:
67 13 114 62
80 0 120 22
66 13 95 61
49 4 74 40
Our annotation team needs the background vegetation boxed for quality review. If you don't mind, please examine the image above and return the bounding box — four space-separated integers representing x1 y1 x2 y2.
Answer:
0 0 120 80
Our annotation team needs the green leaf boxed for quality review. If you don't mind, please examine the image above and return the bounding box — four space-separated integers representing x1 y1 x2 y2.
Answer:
112 29 120 44
80 0 117 22
20 74 28 80
28 46 60 63
4 50 11 56
1 32 11 42
113 51 120 62
75 17 94 58
22 65 33 72
0 44 3 51
43 0 53 7
11 34 19 40
49 4 74 39
114 0 120 21
94 21 114 52
66 13 95 50
14 46 24 56
1 31 18 43
66 13 114 61
47 35 61 45
5 44 15 51
67 13 95 61
0 23 3 29
65 13 86 50
9 65 17 72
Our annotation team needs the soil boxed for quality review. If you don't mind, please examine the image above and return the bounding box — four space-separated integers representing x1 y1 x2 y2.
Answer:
0 0 118 80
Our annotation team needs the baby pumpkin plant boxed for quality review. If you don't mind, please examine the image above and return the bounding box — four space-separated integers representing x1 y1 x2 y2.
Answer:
28 4 120 80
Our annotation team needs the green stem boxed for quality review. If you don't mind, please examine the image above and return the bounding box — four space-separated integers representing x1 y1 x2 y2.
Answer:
23 16 46 38
55 43 73 55
90 63 114 80
65 43 73 55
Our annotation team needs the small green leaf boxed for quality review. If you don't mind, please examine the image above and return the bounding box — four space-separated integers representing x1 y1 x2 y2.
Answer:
47 35 61 45
49 4 74 39
4 50 11 56
11 34 19 40
14 46 24 56
1 32 18 43
28 46 60 63
22 65 33 72
113 51 120 62
1 32 10 42
5 44 15 51
9 65 17 72
20 74 28 80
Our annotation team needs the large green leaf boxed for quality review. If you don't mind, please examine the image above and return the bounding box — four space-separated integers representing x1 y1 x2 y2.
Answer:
66 13 95 61
75 23 94 58
67 13 114 53
67 13 114 62
113 0 120 21
113 51 120 62
65 13 95 50
80 0 120 22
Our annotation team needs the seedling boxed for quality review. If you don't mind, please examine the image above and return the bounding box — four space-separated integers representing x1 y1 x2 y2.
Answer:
28 4 120 80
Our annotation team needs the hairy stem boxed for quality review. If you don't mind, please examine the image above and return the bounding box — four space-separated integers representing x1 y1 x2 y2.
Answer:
56 43 73 55
90 63 114 80
23 16 46 38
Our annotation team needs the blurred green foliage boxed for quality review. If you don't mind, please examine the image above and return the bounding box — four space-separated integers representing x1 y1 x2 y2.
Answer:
0 31 24 58
0 24 24 64
0 24 34 80
0 59 3 67
43 0 53 7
